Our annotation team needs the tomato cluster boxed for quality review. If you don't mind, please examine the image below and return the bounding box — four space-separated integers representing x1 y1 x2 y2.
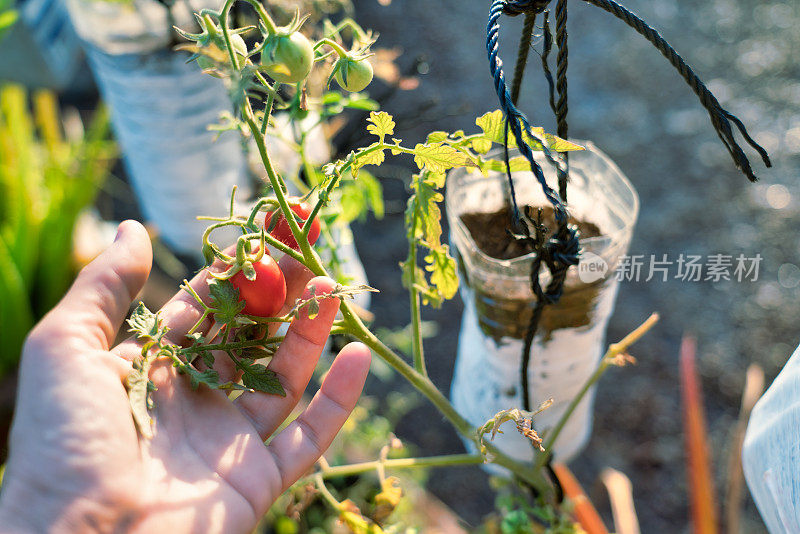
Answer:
229 198 320 317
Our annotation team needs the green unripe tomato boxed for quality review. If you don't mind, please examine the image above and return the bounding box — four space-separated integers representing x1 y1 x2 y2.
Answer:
334 57 373 92
196 33 247 71
261 32 314 84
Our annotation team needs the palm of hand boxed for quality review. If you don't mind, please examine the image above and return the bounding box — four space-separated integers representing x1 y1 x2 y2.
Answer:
0 221 370 533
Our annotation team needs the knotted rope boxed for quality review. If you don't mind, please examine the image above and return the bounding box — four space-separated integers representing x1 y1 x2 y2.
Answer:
485 0 771 482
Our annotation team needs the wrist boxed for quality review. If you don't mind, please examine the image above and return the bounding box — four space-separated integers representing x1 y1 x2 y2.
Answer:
0 492 140 534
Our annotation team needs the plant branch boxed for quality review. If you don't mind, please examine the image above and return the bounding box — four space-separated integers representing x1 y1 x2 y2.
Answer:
534 313 660 472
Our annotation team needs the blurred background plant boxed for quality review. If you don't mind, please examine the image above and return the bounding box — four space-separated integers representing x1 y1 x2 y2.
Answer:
0 84 115 376
0 0 17 39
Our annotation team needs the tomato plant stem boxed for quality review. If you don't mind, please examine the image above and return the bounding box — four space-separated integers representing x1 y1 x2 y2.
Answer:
314 38 348 59
338 303 552 494
533 313 659 473
315 453 484 480
407 215 426 376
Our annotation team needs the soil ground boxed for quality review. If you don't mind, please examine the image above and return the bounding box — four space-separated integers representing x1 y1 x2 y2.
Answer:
347 0 799 531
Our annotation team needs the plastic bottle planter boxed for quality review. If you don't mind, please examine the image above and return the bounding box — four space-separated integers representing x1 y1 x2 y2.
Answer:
65 0 249 256
743 344 800 533
448 142 638 465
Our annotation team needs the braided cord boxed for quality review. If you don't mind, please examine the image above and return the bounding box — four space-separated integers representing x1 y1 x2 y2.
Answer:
554 0 569 200
511 12 538 105
488 0 580 420
488 0 569 223
582 0 771 181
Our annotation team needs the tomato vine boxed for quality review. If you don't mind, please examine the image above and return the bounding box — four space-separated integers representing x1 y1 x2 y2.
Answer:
123 1 660 528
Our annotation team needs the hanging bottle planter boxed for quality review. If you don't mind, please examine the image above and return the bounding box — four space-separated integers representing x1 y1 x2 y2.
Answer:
449 143 637 463
64 0 250 257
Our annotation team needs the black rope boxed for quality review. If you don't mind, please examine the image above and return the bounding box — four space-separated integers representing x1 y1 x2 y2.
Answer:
511 12 538 105
539 12 558 119
554 0 569 200
581 0 771 181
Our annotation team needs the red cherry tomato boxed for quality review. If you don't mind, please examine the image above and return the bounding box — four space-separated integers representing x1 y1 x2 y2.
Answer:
230 254 286 317
266 198 321 250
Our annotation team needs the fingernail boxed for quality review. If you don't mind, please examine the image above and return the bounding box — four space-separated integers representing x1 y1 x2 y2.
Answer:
114 222 125 242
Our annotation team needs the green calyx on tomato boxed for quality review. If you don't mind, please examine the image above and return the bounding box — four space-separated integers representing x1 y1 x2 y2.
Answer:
260 32 314 84
265 198 321 250
176 14 249 71
332 56 374 93
230 253 287 318
257 11 313 84
196 33 248 71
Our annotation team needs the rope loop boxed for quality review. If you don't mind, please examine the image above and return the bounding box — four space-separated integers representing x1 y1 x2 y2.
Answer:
488 0 568 226
528 222 580 305
503 0 552 16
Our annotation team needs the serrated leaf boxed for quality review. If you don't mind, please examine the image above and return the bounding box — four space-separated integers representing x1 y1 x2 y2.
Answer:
372 476 403 524
407 178 443 249
529 127 584 152
241 361 285 395
471 137 493 154
199 349 215 368
184 367 221 390
186 331 207 344
482 156 531 173
339 500 386 534
126 366 154 439
209 279 245 323
425 245 459 302
365 111 395 142
240 345 273 359
127 302 166 342
426 131 448 144
306 299 320 320
475 110 509 146
411 143 471 174
351 143 385 178
344 97 379 111
474 110 583 153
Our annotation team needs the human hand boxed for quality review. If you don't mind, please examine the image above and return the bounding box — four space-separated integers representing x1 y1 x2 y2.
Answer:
0 220 371 533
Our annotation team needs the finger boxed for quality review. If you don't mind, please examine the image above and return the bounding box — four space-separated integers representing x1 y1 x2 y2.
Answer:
234 276 340 439
113 262 217 362
267 342 371 492
35 220 152 351
269 253 314 335
194 254 315 384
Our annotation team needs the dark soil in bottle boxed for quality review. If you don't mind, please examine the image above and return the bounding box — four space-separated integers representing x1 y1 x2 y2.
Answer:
457 205 607 342
459 205 602 260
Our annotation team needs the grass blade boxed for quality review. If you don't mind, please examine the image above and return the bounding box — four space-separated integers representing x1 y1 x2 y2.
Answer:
600 467 640 534
680 335 719 534
551 462 608 534
724 364 764 534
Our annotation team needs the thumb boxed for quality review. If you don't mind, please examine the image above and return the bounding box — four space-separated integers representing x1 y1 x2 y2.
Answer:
37 220 153 350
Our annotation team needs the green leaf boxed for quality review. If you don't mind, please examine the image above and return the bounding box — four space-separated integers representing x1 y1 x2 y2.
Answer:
126 370 154 439
528 127 584 152
365 111 395 142
344 96 379 111
474 110 584 153
126 348 159 439
411 143 471 174
351 143 385 179
208 279 245 323
183 367 220 390
127 302 167 342
240 361 285 395
407 178 444 250
481 156 532 173
475 110 507 146
424 245 458 302
425 131 448 144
